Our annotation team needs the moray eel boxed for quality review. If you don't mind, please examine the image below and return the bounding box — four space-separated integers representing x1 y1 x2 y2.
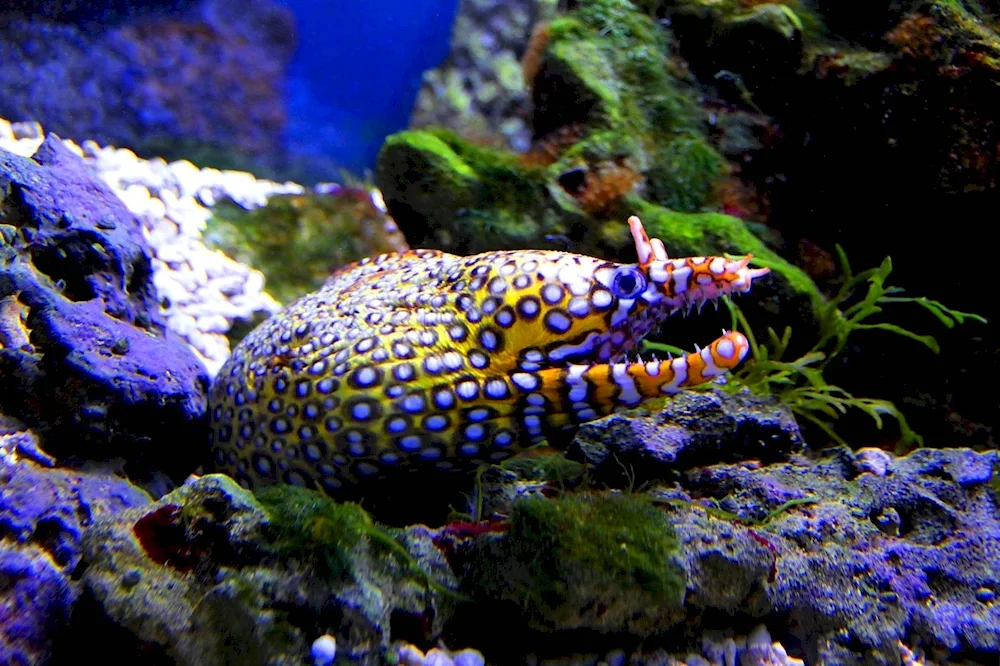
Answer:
208 216 770 492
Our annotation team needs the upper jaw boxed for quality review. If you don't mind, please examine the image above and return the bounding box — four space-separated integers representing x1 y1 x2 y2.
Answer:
627 214 770 310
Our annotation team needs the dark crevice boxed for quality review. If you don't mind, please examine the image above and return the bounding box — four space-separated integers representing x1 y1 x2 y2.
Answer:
28 242 97 302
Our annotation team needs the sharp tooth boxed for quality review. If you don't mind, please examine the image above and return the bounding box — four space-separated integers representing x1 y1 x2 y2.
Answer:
694 343 701 352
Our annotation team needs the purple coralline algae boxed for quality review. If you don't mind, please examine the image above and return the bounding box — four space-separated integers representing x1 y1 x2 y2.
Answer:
670 445 1000 664
0 429 151 665
0 136 209 481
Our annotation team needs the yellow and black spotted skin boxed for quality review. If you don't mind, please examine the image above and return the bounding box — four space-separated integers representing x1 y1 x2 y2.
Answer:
208 216 770 493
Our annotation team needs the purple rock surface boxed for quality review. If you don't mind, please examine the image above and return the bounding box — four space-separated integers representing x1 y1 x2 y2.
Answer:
569 389 805 484
0 137 209 480
0 429 150 665
671 446 1000 664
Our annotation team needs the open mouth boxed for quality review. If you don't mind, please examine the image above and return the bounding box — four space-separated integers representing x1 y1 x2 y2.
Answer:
580 215 771 397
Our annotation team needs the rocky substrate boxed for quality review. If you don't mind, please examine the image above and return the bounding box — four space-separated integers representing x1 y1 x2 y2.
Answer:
2 378 995 664
0 118 400 376
0 118 295 374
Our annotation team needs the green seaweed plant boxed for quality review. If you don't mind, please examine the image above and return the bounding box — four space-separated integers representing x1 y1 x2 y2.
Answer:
644 247 986 446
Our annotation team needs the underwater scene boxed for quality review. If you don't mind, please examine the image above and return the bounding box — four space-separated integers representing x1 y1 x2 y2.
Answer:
0 0 997 664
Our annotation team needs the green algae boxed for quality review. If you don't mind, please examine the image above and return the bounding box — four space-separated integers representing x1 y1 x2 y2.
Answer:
499 451 587 486
465 493 684 632
205 189 407 306
625 198 822 308
256 485 460 598
665 0 824 41
378 128 572 251
544 0 699 137
256 485 377 581
645 135 726 212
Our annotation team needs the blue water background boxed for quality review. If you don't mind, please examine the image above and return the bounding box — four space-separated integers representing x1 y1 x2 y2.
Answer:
280 0 460 175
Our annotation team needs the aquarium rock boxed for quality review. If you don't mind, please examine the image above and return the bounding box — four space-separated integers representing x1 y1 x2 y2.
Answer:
570 389 805 484
0 134 210 480
0 117 301 375
0 428 151 666
669 446 1000 663
73 475 459 666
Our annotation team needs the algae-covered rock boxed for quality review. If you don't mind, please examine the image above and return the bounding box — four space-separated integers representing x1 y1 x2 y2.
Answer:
383 0 725 243
456 444 999 663
75 474 459 665
204 186 409 306
377 127 821 335
381 0 825 337
458 493 685 635
377 128 567 253
660 0 999 447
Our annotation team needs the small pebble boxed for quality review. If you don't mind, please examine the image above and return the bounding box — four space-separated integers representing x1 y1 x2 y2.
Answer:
604 650 627 666
396 644 427 666
425 647 455 666
121 569 142 587
11 120 43 140
976 587 996 603
452 648 486 666
854 448 892 477
311 634 336 666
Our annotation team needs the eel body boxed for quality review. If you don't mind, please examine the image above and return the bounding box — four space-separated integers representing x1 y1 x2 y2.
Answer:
208 216 770 491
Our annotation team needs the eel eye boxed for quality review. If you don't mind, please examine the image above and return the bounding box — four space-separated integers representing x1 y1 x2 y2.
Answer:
611 267 646 299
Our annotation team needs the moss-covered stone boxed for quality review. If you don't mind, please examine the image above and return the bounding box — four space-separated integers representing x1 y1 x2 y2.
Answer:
645 134 726 212
75 474 458 665
499 451 587 486
537 3 698 139
256 485 458 599
378 127 583 252
462 493 685 635
380 0 733 242
623 198 821 308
